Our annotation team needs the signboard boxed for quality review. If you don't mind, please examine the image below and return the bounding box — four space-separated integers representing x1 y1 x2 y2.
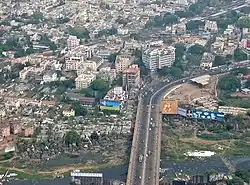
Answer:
161 99 178 114
177 107 187 117
100 99 120 111
186 110 224 121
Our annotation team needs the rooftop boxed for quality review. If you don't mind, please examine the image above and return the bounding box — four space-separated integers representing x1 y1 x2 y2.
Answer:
190 75 211 86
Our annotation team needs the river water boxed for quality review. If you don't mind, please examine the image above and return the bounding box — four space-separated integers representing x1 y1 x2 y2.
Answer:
6 156 250 185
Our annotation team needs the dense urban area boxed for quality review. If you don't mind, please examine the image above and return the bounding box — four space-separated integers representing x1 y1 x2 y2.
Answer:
1 0 250 185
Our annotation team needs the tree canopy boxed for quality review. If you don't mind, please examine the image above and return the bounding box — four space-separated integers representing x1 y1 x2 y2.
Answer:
66 27 90 40
64 130 81 146
212 55 227 67
236 17 250 28
234 48 247 62
218 74 241 92
159 66 183 77
186 20 204 31
188 44 205 55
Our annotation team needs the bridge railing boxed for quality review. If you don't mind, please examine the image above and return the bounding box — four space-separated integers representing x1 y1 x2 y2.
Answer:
126 97 142 185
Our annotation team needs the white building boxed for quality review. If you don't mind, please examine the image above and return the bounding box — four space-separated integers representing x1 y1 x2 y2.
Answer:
142 44 175 73
75 73 96 89
67 35 80 50
204 20 218 32
115 55 132 73
43 71 58 83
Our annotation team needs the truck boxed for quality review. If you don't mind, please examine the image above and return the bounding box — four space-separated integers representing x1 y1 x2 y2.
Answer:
139 154 144 163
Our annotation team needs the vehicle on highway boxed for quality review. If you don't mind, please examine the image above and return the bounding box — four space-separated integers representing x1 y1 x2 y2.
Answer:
139 154 144 163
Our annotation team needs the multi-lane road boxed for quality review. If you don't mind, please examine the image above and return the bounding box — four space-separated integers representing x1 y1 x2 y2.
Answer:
126 60 250 185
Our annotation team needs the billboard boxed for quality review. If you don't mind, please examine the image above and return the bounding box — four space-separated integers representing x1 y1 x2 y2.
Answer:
100 99 120 111
161 99 178 114
186 110 224 121
177 107 187 117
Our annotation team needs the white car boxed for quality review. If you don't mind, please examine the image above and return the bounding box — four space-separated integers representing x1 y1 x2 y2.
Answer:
149 128 151 131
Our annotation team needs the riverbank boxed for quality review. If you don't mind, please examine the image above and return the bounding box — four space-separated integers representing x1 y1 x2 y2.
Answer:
1 159 126 181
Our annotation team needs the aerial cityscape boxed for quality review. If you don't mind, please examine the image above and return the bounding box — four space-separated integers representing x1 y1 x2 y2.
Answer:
1 0 250 185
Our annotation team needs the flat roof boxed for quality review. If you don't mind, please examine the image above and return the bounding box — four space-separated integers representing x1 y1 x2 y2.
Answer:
70 172 103 178
190 75 211 85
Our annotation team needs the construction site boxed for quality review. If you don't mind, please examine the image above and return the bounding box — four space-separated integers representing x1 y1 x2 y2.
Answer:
166 75 219 111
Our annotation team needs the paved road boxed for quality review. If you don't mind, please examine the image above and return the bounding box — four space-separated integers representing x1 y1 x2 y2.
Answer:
127 60 250 185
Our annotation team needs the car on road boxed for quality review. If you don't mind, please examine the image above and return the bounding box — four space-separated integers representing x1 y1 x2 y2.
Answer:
139 154 144 163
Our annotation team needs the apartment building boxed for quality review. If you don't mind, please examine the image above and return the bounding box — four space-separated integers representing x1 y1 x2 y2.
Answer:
204 20 218 33
67 35 80 50
142 44 175 73
122 64 141 88
65 56 84 71
19 67 32 81
77 61 97 76
75 73 96 89
115 55 132 73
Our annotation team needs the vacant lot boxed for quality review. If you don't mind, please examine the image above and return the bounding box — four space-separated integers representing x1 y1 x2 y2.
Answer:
166 76 218 106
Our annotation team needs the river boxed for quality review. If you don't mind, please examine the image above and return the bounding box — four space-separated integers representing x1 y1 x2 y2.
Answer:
7 156 250 185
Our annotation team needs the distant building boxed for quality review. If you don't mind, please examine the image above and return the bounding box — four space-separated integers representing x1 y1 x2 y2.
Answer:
122 64 141 88
65 56 84 71
142 42 175 74
200 52 214 69
62 106 75 117
67 35 80 50
23 126 34 137
71 171 103 185
115 55 132 73
43 71 58 83
75 73 96 89
204 20 218 33
0 124 10 138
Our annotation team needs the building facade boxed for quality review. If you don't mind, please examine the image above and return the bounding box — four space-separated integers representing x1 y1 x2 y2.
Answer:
122 64 141 88
71 171 103 185
115 55 132 73
142 44 175 73
75 73 96 89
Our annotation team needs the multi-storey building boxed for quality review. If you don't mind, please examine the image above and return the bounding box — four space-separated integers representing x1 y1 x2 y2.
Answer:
75 73 96 89
65 56 84 71
77 61 97 76
71 171 103 185
122 64 141 88
67 35 80 50
142 43 175 74
115 55 132 73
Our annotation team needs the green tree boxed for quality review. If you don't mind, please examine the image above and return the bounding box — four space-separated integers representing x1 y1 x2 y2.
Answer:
64 130 81 146
174 43 186 59
80 88 95 97
231 67 249 76
159 66 183 77
72 101 87 116
213 55 227 67
237 18 250 28
108 53 117 63
163 13 179 25
186 20 204 31
188 44 205 55
234 48 247 62
90 79 109 91
66 27 90 40
174 10 194 18
218 75 241 92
